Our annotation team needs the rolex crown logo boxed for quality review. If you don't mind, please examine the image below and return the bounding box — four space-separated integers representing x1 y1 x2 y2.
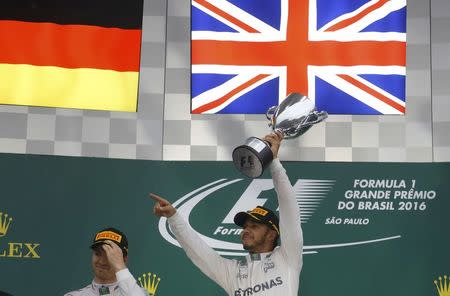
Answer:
138 272 161 296
434 275 450 296
0 212 13 237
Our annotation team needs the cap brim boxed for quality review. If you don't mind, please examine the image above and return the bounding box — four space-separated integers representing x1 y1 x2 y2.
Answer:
234 211 280 235
90 241 128 255
90 241 106 250
234 211 263 227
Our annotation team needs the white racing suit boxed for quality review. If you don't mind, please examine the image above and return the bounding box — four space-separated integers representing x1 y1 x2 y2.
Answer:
64 269 148 296
168 159 303 296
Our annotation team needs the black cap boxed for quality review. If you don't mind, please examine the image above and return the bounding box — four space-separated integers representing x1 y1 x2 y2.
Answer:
90 227 128 256
234 206 279 234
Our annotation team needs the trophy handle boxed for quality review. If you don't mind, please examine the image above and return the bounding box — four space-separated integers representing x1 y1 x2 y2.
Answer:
283 111 328 139
265 106 278 125
306 111 328 125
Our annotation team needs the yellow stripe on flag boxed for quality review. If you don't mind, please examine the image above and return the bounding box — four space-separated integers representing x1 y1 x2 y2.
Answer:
0 63 138 111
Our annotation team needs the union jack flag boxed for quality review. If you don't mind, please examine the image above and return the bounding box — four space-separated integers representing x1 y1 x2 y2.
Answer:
191 0 406 114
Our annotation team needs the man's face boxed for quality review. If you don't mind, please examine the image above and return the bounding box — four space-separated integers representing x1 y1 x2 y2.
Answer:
240 219 275 252
91 246 116 284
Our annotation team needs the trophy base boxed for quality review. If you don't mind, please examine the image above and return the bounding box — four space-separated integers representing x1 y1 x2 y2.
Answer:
232 137 273 178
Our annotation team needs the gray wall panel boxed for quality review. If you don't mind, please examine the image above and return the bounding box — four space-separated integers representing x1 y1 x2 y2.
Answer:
432 0 450 161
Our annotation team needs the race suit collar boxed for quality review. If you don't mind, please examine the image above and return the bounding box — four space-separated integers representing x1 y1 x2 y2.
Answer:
248 251 273 261
91 280 119 295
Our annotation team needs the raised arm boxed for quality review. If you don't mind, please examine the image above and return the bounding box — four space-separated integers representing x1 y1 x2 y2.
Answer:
264 133 303 268
101 241 149 296
116 269 149 296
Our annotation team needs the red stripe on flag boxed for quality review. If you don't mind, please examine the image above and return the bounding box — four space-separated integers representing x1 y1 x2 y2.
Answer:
325 0 390 32
194 0 260 33
192 40 406 66
0 20 141 72
338 74 405 113
192 74 270 113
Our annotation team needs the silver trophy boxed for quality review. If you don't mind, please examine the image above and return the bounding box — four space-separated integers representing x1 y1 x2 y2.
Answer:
232 93 328 178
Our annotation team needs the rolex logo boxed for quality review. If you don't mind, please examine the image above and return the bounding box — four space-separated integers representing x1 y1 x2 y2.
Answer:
0 212 12 237
434 275 450 296
138 272 161 296
0 210 40 259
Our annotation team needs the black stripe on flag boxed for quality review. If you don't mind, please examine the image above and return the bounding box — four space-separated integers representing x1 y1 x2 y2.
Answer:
0 0 143 29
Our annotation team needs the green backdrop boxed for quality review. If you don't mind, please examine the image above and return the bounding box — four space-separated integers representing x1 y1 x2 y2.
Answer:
0 153 448 295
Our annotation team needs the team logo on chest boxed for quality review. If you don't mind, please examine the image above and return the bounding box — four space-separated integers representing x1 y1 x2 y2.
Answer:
237 260 248 279
263 255 275 273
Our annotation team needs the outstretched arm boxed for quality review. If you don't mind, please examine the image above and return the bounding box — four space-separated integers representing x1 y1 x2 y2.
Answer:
150 193 234 291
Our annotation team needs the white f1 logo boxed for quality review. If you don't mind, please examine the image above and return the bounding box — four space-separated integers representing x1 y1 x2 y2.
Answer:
222 179 275 224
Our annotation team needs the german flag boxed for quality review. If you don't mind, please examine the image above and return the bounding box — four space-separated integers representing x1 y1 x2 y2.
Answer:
0 0 143 112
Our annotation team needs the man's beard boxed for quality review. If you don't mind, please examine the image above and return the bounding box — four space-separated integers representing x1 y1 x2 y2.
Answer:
242 243 251 250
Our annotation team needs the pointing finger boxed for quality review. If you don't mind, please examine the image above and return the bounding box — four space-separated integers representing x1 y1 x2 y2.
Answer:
149 193 167 204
